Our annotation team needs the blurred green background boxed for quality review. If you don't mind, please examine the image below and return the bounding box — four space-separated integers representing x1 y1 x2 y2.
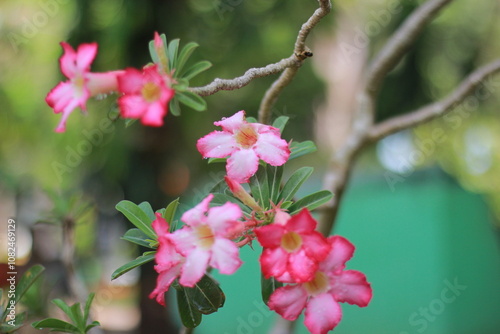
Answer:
1 0 500 333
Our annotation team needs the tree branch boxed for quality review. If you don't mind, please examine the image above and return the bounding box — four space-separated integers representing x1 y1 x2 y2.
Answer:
368 59 500 142
365 0 453 99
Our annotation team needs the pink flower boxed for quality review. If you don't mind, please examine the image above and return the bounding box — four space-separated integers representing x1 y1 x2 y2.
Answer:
149 213 184 306
117 64 175 127
46 42 123 132
255 209 331 283
169 194 244 286
268 236 372 334
197 111 290 183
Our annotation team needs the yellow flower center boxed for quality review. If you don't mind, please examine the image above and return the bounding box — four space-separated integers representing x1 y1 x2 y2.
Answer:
304 271 329 296
196 224 215 249
141 82 161 102
235 124 258 149
281 231 302 252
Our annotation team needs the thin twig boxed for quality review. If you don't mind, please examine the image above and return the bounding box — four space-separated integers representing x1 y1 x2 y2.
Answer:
368 59 500 141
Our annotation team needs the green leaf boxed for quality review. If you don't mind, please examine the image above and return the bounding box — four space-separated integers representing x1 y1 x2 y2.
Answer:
121 228 153 248
85 321 100 332
261 275 283 305
1 312 26 333
83 293 95 327
210 193 252 215
289 190 334 215
111 253 156 280
124 118 138 128
246 116 258 123
69 303 84 329
184 275 225 314
182 60 212 80
176 42 199 76
281 201 293 209
289 141 317 160
176 91 207 111
32 318 81 333
13 264 45 303
272 116 289 134
138 202 156 222
52 299 78 326
176 286 202 328
249 167 269 210
267 166 283 204
168 39 180 71
116 200 156 239
169 97 181 116
278 167 313 203
207 157 227 164
163 198 180 225
148 39 160 65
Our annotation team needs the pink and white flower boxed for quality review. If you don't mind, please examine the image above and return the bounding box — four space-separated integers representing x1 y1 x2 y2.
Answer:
170 194 244 286
255 209 331 283
197 111 290 183
46 42 123 132
117 64 175 127
268 236 372 334
149 213 184 306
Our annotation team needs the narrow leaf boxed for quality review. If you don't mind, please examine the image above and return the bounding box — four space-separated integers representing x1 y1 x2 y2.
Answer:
121 228 153 248
176 286 202 328
184 275 225 314
267 166 283 204
116 201 156 239
32 318 80 333
249 167 269 210
261 275 283 305
289 141 317 160
176 91 207 111
169 97 181 116
210 193 251 215
138 202 156 222
83 293 95 325
272 116 289 134
289 190 334 215
52 299 78 326
85 321 100 332
148 40 160 65
182 60 212 80
163 198 180 224
176 42 199 75
69 303 84 329
13 264 45 303
207 157 227 164
168 39 180 71
111 253 156 280
278 167 313 203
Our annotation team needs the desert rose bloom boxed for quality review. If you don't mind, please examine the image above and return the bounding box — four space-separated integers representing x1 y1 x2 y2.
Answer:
117 64 175 126
197 111 290 183
268 236 372 334
149 213 184 306
46 42 123 132
169 194 244 286
255 209 330 283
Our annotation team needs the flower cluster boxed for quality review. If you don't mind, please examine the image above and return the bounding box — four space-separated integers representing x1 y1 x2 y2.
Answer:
46 33 174 132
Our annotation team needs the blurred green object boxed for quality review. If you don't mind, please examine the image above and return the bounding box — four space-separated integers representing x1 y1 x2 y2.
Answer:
193 168 500 334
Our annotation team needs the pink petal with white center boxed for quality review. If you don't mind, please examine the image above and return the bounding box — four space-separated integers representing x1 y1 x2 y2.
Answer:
268 285 308 321
179 247 210 287
260 247 288 279
118 95 147 118
210 238 242 274
141 102 166 126
152 213 169 236
301 233 331 262
286 209 317 234
320 236 355 274
196 131 237 158
170 227 197 256
330 269 372 307
226 148 259 183
214 110 246 133
287 248 318 283
254 224 284 248
117 68 144 94
181 194 213 227
304 293 342 334
254 132 290 166
149 262 182 305
206 202 242 235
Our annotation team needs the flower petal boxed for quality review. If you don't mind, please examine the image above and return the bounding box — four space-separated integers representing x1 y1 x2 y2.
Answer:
76 42 98 71
170 227 197 256
330 269 372 307
181 194 213 227
304 293 342 334
254 132 290 166
268 285 308 321
254 224 284 248
210 238 242 274
149 262 182 305
226 148 259 183
117 67 144 94
286 209 317 233
206 202 242 235
260 247 288 279
118 95 148 118
59 42 77 78
179 247 210 287
196 131 237 158
320 236 355 274
301 232 331 262
288 249 318 283
214 110 246 133
141 101 166 127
